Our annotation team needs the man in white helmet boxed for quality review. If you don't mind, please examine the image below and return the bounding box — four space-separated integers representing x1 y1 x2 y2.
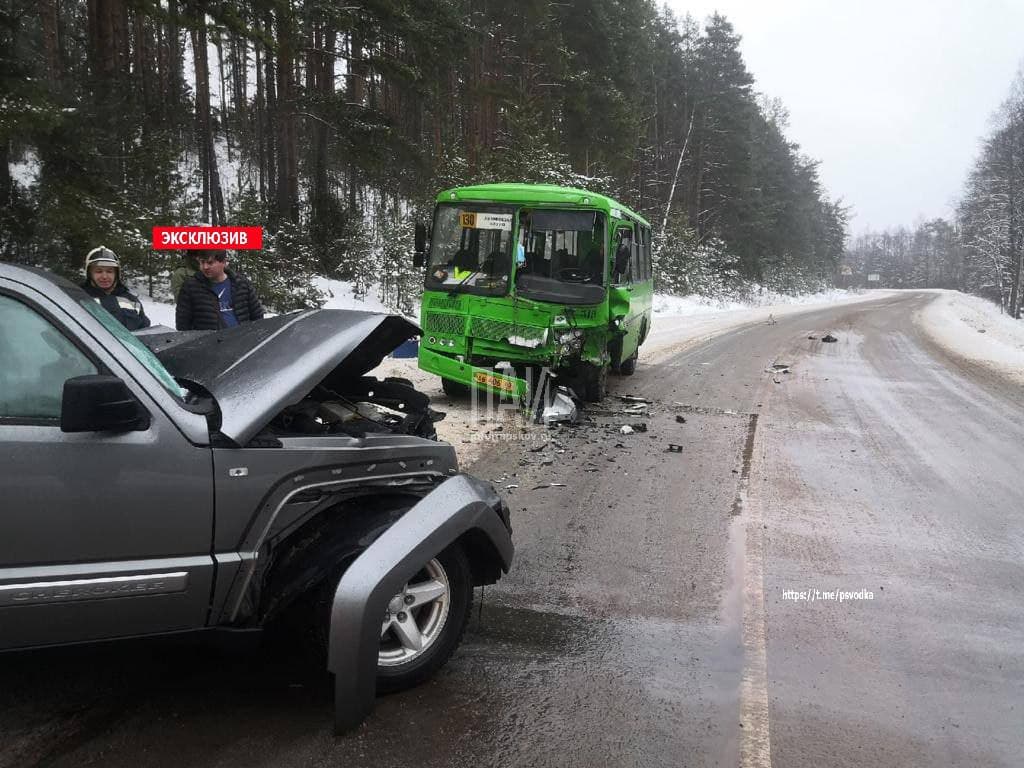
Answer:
81 246 151 331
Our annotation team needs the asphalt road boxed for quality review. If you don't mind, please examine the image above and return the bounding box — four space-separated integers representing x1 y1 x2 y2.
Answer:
2 291 1021 767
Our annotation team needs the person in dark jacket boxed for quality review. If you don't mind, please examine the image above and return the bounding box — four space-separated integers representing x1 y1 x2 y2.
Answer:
81 246 151 331
175 250 264 331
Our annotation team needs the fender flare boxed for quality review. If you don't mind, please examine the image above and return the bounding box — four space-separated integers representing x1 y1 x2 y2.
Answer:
328 473 513 733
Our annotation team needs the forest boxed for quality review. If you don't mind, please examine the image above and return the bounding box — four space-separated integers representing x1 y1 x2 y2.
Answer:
846 72 1024 319
0 0 847 313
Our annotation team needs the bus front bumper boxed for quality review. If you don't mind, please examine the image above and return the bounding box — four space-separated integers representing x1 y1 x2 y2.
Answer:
418 347 530 400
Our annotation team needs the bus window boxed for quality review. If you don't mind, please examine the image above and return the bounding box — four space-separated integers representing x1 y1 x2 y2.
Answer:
613 225 635 284
641 226 651 280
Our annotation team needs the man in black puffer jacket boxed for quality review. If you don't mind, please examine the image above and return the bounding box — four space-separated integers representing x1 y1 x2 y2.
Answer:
81 246 151 331
175 250 265 331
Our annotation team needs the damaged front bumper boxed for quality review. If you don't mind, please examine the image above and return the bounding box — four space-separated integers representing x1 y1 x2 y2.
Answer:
327 473 513 733
418 346 530 400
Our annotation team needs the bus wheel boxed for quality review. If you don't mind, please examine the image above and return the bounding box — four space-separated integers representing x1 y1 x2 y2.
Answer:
619 350 638 376
441 378 471 398
582 363 608 402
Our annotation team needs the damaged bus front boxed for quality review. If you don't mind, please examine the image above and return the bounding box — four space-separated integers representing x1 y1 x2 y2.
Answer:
415 184 653 402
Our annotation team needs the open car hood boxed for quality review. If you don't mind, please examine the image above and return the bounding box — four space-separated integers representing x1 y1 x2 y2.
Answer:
142 309 419 445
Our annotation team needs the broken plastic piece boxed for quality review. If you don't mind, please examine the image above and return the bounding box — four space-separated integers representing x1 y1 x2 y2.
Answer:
667 444 683 453
821 333 838 343
620 425 635 435
541 387 579 426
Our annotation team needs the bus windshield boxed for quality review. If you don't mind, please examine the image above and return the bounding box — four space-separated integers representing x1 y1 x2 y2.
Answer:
518 209 606 285
426 204 514 295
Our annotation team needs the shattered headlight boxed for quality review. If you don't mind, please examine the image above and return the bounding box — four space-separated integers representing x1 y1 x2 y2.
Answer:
556 329 585 353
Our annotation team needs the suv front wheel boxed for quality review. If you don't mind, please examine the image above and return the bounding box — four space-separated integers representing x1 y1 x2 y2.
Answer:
376 543 473 692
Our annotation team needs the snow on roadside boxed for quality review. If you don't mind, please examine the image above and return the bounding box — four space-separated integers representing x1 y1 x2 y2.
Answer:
643 288 893 363
143 297 177 328
916 290 1024 386
314 277 395 315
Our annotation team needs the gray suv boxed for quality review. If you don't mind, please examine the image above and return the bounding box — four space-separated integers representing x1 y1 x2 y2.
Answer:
0 264 513 732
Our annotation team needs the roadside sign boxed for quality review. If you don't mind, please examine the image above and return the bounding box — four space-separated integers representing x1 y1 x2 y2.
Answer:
840 265 853 276
867 273 880 282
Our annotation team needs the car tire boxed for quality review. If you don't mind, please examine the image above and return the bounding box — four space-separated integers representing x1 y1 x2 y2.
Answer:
441 377 471 399
619 350 637 376
582 362 608 402
274 540 473 695
376 543 473 692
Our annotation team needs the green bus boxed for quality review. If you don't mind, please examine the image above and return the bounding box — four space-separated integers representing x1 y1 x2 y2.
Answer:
414 183 654 402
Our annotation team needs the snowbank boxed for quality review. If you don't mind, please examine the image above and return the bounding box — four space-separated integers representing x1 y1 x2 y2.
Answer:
916 290 1024 386
651 287 862 317
143 297 177 328
643 288 892 363
314 277 395 315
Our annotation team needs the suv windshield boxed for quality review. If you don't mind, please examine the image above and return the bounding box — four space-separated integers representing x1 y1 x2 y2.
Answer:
425 204 514 295
79 299 186 399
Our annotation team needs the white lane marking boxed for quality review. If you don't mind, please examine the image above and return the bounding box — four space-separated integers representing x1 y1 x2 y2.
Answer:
740 419 772 768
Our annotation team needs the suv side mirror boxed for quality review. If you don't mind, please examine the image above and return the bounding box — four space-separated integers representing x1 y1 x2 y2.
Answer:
61 375 149 433
614 242 631 278
414 223 427 268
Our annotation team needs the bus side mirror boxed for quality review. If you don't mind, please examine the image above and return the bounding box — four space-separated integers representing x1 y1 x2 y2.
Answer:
414 223 427 268
614 243 630 277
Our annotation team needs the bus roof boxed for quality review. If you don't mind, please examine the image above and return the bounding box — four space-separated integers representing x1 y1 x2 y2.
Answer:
436 183 651 227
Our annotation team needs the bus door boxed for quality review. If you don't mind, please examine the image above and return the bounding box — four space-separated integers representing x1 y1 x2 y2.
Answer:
610 222 642 358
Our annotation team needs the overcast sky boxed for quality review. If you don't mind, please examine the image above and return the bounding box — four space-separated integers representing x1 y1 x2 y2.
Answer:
667 0 1024 234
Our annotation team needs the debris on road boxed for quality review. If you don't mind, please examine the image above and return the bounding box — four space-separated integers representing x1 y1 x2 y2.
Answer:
620 425 635 435
667 444 683 453
808 335 818 340
631 423 648 433
822 333 838 343
773 377 782 384
531 482 567 490
541 387 579 426
769 362 792 374
676 415 687 424
618 395 651 404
